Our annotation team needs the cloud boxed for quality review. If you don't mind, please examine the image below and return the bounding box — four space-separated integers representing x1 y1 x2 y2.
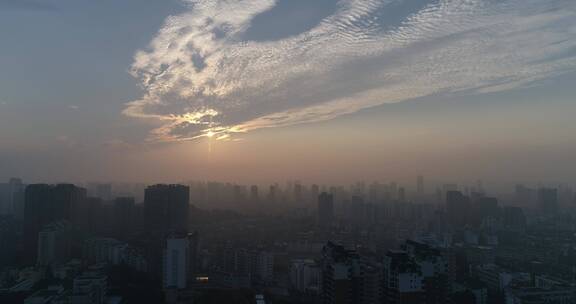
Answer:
0 0 56 11
125 0 576 142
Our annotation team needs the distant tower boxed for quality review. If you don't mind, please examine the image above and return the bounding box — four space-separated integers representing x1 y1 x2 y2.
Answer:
250 185 259 202
268 184 278 204
476 180 484 194
233 185 246 203
310 184 320 203
417 176 424 196
398 187 406 203
8 178 25 219
95 183 112 201
446 191 470 227
538 188 558 215
317 192 334 229
389 182 398 200
294 183 303 203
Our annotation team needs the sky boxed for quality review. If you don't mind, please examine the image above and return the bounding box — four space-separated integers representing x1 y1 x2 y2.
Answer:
0 0 575 187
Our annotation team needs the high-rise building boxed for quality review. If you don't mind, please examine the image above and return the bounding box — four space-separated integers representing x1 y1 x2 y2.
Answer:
446 191 470 227
9 178 25 220
398 187 406 203
23 184 86 262
473 196 499 225
311 184 320 204
441 184 458 201
268 184 279 204
233 184 247 204
0 178 25 218
96 183 112 201
515 184 535 206
317 192 334 229
0 215 17 269
0 183 9 216
368 182 378 204
389 182 398 200
37 221 71 266
321 242 357 304
417 176 424 196
350 195 366 225
250 185 259 202
537 187 558 215
163 232 199 290
144 184 189 234
294 183 303 203
320 242 382 304
502 206 527 231
82 197 105 235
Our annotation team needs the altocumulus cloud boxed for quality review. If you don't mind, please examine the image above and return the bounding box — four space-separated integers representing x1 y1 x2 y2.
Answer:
124 0 576 142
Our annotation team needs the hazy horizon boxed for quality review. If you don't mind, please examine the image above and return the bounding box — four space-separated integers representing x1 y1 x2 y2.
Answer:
3 2 576 304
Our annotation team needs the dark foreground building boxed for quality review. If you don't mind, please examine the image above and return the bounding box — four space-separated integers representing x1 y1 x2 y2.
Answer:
23 184 86 263
144 184 190 235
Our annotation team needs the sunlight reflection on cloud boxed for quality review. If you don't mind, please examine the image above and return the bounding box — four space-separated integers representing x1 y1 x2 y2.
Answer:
124 0 576 142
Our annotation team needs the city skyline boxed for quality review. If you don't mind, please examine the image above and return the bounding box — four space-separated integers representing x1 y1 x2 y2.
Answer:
3 2 576 304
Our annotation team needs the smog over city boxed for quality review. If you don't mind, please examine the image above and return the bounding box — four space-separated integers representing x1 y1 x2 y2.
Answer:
0 0 575 303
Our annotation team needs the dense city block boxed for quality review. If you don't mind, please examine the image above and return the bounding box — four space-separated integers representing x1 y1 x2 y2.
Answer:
0 178 575 303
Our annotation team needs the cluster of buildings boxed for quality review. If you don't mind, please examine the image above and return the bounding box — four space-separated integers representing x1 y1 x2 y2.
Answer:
0 177 575 303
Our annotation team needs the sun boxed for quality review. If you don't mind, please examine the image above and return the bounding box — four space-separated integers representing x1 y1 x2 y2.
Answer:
206 130 215 138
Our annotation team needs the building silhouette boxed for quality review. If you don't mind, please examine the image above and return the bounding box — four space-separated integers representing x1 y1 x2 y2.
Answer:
317 192 334 230
0 178 25 219
250 185 259 202
144 184 189 234
23 184 86 262
537 187 558 215
446 191 470 227
0 215 17 269
417 176 424 196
